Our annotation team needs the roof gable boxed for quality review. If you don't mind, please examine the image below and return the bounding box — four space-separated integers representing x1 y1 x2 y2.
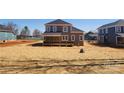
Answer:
72 27 84 32
99 19 124 28
45 19 71 25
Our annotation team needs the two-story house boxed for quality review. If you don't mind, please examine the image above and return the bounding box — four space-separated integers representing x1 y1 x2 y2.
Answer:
43 19 84 46
98 20 124 47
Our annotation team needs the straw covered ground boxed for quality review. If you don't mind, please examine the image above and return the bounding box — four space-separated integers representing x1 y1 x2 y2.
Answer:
0 40 124 74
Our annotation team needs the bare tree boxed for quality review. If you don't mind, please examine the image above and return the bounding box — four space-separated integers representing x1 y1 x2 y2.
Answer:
32 29 41 37
6 22 18 35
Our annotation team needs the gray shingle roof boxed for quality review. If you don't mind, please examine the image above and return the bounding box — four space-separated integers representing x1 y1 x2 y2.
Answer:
45 19 71 25
99 20 124 28
72 27 84 32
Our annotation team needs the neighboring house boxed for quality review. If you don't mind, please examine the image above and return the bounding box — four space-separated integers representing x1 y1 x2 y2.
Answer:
0 24 16 41
85 31 98 40
43 19 84 46
98 19 124 47
32 30 43 40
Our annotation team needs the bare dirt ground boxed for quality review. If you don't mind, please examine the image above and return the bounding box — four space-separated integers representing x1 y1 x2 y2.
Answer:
0 41 124 74
0 40 36 47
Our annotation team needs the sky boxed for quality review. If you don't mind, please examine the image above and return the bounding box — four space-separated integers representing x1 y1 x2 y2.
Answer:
0 19 118 33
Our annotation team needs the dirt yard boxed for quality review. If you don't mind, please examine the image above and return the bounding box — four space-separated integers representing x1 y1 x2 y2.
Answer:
0 41 124 74
0 40 36 47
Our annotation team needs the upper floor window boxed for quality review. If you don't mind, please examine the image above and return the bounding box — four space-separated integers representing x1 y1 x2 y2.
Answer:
56 26 63 32
100 28 108 34
116 26 121 33
103 29 106 33
98 29 101 34
53 26 57 32
105 28 108 34
63 27 68 32
103 28 108 34
99 29 104 34
46 26 57 32
50 26 54 32
79 35 83 41
101 29 104 34
46 26 50 32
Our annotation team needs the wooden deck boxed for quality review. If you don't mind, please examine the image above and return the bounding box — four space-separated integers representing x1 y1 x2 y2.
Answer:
43 42 74 46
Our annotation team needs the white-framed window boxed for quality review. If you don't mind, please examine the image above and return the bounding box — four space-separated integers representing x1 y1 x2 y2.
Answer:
116 26 121 33
46 26 48 32
62 35 68 41
50 26 54 32
46 26 50 32
105 28 108 34
103 28 106 34
71 35 75 41
103 28 108 34
98 29 101 34
63 27 68 32
53 26 57 32
79 35 83 41
102 29 104 34
99 29 104 34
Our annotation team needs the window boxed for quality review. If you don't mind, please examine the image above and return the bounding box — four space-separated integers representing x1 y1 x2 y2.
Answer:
117 37 124 44
62 35 68 41
116 26 121 33
103 28 108 34
101 29 104 34
122 26 124 32
98 29 101 34
53 26 57 32
79 35 83 41
103 29 106 34
108 27 115 33
99 29 104 34
105 28 108 34
46 26 50 32
57 26 63 32
71 35 75 41
63 27 68 32
50 26 53 32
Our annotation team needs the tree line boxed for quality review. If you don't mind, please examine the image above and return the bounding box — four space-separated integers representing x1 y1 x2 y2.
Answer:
5 22 42 37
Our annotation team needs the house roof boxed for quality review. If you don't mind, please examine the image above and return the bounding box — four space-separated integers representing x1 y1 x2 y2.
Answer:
45 19 84 33
0 24 7 29
0 30 13 33
99 20 124 28
72 27 83 31
45 19 71 25
0 24 14 33
71 27 84 33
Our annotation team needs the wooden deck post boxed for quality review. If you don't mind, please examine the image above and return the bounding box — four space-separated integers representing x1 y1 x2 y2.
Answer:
59 36 61 47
